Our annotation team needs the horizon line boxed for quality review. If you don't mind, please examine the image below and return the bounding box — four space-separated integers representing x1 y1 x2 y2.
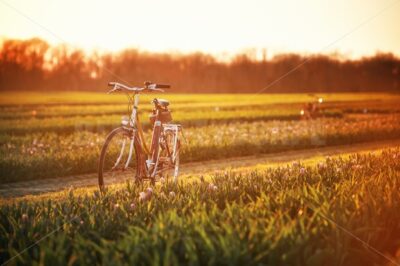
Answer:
1 36 399 62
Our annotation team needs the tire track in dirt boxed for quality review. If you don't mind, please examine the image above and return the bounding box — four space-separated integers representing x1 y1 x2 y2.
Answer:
1 139 400 198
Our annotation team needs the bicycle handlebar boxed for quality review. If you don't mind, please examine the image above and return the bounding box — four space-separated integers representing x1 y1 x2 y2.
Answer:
107 81 171 94
144 81 171 90
155 84 170 89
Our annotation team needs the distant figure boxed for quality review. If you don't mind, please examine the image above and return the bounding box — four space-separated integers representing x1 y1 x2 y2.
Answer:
301 97 323 120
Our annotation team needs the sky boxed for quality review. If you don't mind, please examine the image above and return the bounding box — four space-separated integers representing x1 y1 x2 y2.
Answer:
0 0 400 59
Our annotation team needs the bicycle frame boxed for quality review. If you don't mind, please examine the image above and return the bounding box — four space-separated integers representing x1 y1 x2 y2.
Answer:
125 93 151 177
115 92 179 179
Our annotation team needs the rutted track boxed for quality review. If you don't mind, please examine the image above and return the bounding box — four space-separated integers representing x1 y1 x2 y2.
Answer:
1 139 400 198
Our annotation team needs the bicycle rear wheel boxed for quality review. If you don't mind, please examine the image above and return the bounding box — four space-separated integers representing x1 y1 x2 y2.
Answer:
155 128 180 183
98 127 139 191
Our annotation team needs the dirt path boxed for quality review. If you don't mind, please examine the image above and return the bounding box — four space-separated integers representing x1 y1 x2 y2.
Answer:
1 139 400 198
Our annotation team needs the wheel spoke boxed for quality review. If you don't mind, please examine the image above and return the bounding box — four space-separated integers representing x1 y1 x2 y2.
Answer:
124 138 135 169
112 138 126 170
153 128 180 183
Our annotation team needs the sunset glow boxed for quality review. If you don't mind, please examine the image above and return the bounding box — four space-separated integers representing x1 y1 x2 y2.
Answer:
1 1 400 264
1 0 400 58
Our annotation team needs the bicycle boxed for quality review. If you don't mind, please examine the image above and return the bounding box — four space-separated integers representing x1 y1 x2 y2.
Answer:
98 81 181 191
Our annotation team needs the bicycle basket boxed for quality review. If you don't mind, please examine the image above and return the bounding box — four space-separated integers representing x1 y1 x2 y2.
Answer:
149 110 172 124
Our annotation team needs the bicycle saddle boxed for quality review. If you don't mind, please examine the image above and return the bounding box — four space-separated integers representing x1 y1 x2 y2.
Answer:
154 98 170 108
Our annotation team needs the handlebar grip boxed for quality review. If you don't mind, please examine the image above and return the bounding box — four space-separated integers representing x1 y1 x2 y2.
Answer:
108 82 115 87
156 84 171 89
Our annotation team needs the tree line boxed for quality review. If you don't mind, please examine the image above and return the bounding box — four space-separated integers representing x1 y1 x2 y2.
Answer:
0 38 399 92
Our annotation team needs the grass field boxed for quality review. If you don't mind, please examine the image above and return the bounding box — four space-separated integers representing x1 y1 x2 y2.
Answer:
1 92 400 183
2 114 400 182
1 149 399 265
1 91 400 265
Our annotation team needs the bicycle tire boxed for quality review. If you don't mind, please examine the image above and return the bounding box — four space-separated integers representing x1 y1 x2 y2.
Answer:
98 127 139 191
154 128 180 183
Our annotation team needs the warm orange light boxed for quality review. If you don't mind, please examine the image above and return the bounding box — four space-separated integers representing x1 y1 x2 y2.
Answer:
0 0 399 57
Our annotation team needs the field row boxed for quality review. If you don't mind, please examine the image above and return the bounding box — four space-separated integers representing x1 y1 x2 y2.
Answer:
1 98 399 120
0 102 315 120
0 104 400 135
1 108 329 135
1 114 400 182
2 92 398 106
2 92 399 136
1 149 399 265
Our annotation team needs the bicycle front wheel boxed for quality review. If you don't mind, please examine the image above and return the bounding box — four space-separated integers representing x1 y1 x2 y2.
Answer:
98 127 139 191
